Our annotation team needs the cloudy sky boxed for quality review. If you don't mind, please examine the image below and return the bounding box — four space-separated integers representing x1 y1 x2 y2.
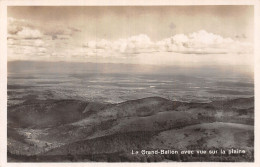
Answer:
7 6 254 66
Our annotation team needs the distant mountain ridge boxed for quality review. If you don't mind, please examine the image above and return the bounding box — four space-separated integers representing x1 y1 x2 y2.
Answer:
8 96 254 129
8 60 253 77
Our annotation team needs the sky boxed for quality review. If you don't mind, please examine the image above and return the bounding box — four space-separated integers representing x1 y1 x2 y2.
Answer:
7 6 254 66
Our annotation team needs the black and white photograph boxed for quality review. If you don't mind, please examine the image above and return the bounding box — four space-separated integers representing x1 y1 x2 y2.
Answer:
1 2 259 164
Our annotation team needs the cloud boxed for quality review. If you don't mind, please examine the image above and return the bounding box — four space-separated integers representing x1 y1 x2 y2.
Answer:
42 25 82 40
16 27 43 39
72 31 251 66
8 18 43 40
8 39 45 47
7 18 253 66
44 26 72 40
83 34 156 56
7 18 48 60
8 17 32 35
82 30 252 56
8 44 47 61
155 30 243 54
7 17 82 61
8 24 23 35
7 17 81 40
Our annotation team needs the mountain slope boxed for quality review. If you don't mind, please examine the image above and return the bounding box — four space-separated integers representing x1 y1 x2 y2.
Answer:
7 96 254 162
